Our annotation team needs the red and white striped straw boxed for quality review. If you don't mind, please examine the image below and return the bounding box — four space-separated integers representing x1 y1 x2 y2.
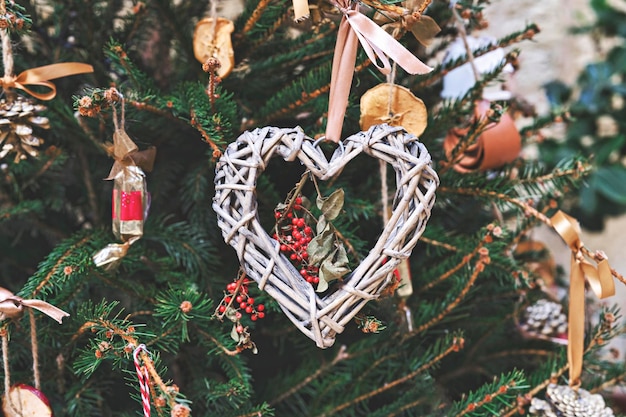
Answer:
133 344 151 417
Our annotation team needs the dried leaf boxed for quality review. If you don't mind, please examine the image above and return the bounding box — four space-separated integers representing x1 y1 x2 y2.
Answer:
320 189 345 221
307 227 334 265
230 324 240 342
319 250 351 283
408 15 441 47
316 276 329 292
316 215 327 235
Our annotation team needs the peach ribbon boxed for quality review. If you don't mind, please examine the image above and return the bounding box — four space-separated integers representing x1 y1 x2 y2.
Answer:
325 0 433 143
0 287 69 324
0 62 94 101
551 210 615 388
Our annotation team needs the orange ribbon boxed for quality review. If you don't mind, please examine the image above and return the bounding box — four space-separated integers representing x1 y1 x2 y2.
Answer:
0 287 69 324
105 129 156 180
325 0 432 143
551 210 615 387
0 62 94 101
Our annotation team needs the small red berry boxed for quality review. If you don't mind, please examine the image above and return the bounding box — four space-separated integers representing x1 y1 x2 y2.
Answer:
258 312 265 319
306 276 314 283
275 212 282 219
304 226 312 235
245 306 253 314
247 297 254 304
236 325 244 333
294 204 302 210
257 304 265 312
295 197 303 205
218 305 226 313
224 296 231 303
297 218 305 228
240 301 247 309
302 252 309 259
251 314 258 321
313 277 320 284
236 295 243 303
290 253 298 260
235 312 242 319
292 218 298 225
300 269 308 276
280 244 288 252
287 212 293 218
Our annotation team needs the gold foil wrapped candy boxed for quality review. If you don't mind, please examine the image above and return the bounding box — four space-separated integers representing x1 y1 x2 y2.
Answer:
92 129 156 270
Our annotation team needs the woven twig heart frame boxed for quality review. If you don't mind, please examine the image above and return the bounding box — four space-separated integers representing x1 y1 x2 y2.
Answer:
213 124 438 348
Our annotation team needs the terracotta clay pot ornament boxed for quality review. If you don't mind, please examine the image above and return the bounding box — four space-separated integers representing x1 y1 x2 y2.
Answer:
443 100 521 173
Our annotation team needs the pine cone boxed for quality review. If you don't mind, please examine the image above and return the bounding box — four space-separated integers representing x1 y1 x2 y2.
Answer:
0 96 49 163
529 384 614 417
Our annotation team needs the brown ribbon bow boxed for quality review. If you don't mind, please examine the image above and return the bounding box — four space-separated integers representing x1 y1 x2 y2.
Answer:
105 129 157 180
0 287 69 324
551 210 615 388
325 0 433 143
0 62 94 101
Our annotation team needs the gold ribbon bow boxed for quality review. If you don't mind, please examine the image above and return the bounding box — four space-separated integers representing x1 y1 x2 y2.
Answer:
105 129 157 180
325 0 433 143
551 210 615 387
0 287 69 324
0 62 94 101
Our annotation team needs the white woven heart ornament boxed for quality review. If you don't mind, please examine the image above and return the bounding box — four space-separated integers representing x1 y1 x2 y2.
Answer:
213 124 438 348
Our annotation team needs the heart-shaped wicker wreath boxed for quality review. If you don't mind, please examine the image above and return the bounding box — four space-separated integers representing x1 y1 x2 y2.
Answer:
213 124 438 348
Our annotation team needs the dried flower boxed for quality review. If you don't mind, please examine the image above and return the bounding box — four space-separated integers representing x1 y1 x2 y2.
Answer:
171 403 191 417
180 300 193 313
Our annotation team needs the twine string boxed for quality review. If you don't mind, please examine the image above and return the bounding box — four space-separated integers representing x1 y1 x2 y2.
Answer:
29 309 40 390
0 0 14 100
2 330 10 408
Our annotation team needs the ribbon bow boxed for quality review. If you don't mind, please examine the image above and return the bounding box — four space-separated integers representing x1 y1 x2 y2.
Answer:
105 129 157 180
325 0 433 143
0 287 69 324
0 62 94 101
551 210 615 388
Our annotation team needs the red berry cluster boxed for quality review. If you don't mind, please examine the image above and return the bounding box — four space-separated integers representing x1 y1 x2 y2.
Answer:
272 196 319 286
217 278 265 323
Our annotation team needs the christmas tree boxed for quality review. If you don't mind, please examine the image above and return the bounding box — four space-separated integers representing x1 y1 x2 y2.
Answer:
0 0 624 416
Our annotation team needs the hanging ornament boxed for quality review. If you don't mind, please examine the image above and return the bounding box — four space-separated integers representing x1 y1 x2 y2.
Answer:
443 99 521 172
213 124 438 348
324 0 432 142
3 384 53 417
0 17 93 163
92 94 156 270
0 287 68 417
193 17 235 79
360 83 428 137
518 299 568 345
529 384 614 417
